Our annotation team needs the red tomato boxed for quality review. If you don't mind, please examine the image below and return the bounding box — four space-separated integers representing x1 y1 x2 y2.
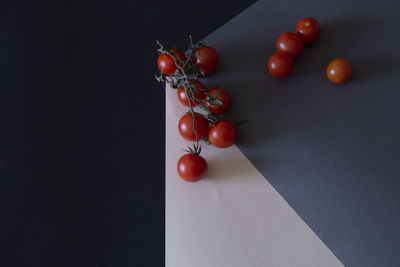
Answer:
208 120 238 148
194 46 219 73
326 58 352 84
267 53 294 78
178 112 209 141
177 80 207 107
296 17 320 45
157 49 186 76
205 87 232 115
177 153 207 182
276 32 304 59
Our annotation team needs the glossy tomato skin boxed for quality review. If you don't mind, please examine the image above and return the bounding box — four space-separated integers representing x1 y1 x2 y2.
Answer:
268 53 294 78
205 87 232 115
178 112 209 141
157 49 186 76
209 120 238 148
177 153 207 182
296 18 320 45
326 58 352 84
276 32 304 59
195 46 219 73
177 80 207 107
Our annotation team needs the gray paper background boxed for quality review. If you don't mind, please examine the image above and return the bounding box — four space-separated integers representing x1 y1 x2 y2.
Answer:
202 0 400 266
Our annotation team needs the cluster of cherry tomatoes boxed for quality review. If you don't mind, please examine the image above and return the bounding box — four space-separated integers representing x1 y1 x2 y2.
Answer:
267 17 320 77
156 19 354 183
267 17 352 83
157 40 238 182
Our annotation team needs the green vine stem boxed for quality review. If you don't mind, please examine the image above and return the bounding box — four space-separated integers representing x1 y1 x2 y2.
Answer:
156 37 221 152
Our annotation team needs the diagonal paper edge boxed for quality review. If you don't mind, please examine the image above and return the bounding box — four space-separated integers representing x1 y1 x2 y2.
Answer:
165 84 344 267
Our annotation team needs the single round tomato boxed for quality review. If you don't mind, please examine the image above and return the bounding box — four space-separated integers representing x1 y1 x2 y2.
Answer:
276 32 304 59
205 87 232 115
177 80 207 107
157 49 186 76
208 120 238 148
326 58 352 84
178 112 209 141
296 17 320 45
194 46 219 73
177 153 207 182
267 53 294 78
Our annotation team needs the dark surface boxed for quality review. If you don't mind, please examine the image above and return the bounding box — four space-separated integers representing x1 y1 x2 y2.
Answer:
203 0 400 266
0 0 256 266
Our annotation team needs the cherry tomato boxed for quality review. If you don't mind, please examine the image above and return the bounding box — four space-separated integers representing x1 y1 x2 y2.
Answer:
194 46 219 73
267 53 294 78
296 17 320 45
208 120 238 148
157 49 186 76
177 153 207 182
205 87 232 115
326 58 352 84
276 32 304 59
178 112 209 141
177 80 207 107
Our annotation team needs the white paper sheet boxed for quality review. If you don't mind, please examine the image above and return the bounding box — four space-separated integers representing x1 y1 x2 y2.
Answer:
166 85 343 267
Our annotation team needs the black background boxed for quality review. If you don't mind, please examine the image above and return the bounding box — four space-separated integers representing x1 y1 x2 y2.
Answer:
1 0 255 266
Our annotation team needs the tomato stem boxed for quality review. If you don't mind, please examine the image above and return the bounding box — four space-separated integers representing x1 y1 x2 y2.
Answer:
156 37 220 153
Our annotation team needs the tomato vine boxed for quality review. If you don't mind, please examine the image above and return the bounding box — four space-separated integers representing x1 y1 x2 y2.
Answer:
156 36 237 182
156 37 220 147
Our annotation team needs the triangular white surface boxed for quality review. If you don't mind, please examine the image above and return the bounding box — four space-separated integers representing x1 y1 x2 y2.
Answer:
166 85 343 267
